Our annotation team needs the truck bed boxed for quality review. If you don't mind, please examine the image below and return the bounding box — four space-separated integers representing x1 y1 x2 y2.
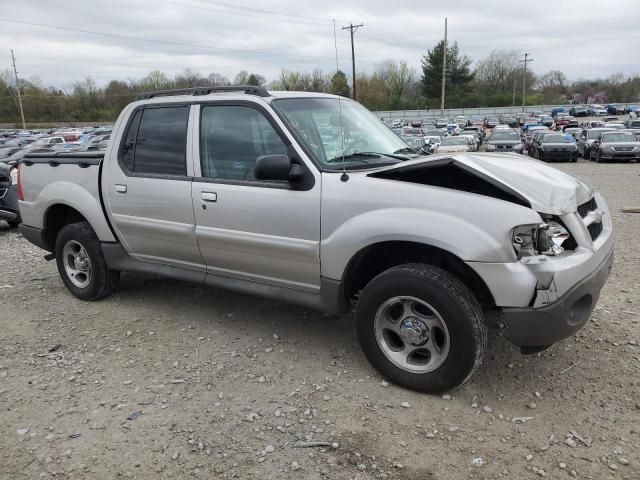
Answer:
19 151 116 245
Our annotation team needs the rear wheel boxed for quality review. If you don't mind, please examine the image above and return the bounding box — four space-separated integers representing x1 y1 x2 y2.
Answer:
55 222 119 301
356 264 487 393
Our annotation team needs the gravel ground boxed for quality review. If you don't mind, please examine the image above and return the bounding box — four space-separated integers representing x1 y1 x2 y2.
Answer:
1 158 639 480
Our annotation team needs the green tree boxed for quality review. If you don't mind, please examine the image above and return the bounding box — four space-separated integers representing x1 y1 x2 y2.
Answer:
421 40 474 108
329 70 350 98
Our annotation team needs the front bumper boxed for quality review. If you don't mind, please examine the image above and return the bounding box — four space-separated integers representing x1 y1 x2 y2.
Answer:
501 246 614 347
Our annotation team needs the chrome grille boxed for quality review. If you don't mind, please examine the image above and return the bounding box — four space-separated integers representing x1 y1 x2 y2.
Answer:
577 197 597 218
587 221 603 241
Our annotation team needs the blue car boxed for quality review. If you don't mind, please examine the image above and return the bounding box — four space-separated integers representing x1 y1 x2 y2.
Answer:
551 107 566 116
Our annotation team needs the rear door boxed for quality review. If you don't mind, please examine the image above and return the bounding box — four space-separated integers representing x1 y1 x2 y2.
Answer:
103 103 203 270
190 101 321 291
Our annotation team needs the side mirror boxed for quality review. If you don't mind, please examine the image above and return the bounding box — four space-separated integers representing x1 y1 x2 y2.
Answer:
255 154 304 182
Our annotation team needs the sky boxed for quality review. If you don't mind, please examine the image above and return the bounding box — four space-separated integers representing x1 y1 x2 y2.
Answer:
1 0 639 89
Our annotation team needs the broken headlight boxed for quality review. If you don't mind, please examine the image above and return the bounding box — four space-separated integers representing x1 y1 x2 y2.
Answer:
512 222 569 259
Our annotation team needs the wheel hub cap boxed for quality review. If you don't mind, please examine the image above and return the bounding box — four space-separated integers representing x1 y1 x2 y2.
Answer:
399 317 429 346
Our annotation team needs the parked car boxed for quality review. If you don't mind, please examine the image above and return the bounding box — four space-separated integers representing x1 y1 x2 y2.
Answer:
502 117 519 128
401 127 424 137
461 126 483 143
484 117 499 129
578 128 615 159
603 116 620 123
588 104 608 116
0 160 20 227
625 119 640 129
606 104 625 115
458 133 479 150
17 87 614 393
434 136 472 153
526 130 553 156
591 131 640 163
569 105 588 117
539 115 554 128
484 128 524 154
532 133 578 162
434 118 449 128
516 113 529 126
582 120 605 129
551 107 566 116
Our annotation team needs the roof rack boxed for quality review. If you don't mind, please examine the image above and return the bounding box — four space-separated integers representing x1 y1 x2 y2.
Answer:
135 85 270 101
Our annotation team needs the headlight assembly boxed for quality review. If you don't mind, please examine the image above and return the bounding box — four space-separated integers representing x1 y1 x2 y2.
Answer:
10 168 18 186
512 222 569 259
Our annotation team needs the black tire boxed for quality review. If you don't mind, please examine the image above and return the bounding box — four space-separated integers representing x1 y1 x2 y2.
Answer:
55 221 119 301
355 263 487 393
7 220 20 228
596 151 603 163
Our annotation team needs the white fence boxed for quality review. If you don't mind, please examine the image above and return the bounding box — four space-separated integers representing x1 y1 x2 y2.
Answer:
373 104 575 121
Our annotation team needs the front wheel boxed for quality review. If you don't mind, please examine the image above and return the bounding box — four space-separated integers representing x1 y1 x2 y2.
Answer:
55 222 119 301
356 264 487 393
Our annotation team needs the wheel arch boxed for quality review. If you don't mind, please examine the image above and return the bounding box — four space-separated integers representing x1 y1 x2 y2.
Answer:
43 204 94 251
341 240 495 310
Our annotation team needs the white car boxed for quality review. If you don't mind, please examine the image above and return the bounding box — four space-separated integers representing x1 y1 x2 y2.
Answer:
435 136 473 153
592 105 607 116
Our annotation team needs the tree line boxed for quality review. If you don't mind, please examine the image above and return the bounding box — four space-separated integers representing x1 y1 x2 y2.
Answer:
1 42 639 124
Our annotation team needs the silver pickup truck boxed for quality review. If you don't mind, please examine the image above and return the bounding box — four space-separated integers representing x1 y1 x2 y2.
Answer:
18 86 614 393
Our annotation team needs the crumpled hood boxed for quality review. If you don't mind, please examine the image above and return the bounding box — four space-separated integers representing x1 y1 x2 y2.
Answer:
375 152 593 215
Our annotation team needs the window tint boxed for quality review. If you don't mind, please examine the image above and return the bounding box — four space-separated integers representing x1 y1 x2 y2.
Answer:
121 109 142 172
133 106 189 175
200 105 287 180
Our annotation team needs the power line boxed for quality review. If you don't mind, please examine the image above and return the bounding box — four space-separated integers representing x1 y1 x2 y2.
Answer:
0 17 318 58
159 0 331 26
342 23 363 101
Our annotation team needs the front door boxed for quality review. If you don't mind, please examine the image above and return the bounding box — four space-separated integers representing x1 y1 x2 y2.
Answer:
190 102 321 292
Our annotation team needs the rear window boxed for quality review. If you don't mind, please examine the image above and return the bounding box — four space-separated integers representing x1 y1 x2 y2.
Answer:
121 106 189 176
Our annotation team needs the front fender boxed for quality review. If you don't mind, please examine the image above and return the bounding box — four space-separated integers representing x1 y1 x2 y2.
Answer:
321 207 531 280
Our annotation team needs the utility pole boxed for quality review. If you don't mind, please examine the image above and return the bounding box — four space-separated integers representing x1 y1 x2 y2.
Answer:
440 17 448 115
342 22 363 101
519 52 533 112
11 50 26 130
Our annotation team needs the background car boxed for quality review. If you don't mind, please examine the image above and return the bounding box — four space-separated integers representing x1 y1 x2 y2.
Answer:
434 136 472 153
485 128 524 154
0 161 20 227
591 131 640 163
532 133 578 162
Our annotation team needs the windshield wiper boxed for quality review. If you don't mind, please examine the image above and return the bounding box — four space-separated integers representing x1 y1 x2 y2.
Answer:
393 147 417 154
327 152 381 163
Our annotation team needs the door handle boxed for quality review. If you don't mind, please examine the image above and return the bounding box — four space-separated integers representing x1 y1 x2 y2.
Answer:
115 184 127 193
201 192 217 202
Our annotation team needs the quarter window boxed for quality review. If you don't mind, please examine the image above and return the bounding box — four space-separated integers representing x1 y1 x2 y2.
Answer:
200 105 287 181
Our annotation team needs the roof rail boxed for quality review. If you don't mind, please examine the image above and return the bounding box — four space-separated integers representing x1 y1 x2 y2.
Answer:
135 85 270 101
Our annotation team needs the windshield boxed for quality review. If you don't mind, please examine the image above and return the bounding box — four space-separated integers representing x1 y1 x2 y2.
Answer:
273 97 407 169
441 137 468 145
543 134 574 143
490 131 520 141
602 133 637 142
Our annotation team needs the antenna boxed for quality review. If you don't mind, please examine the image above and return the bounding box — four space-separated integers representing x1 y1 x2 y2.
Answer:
333 19 348 182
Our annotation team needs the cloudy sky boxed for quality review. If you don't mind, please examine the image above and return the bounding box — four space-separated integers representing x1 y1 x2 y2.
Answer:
1 0 639 88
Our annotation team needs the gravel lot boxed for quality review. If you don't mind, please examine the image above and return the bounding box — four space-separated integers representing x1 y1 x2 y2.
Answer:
1 157 639 480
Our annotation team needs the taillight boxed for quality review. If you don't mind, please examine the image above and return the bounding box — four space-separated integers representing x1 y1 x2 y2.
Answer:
17 165 24 201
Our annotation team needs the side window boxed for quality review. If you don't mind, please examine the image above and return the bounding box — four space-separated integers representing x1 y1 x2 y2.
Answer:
131 106 189 176
121 110 142 172
200 105 288 181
